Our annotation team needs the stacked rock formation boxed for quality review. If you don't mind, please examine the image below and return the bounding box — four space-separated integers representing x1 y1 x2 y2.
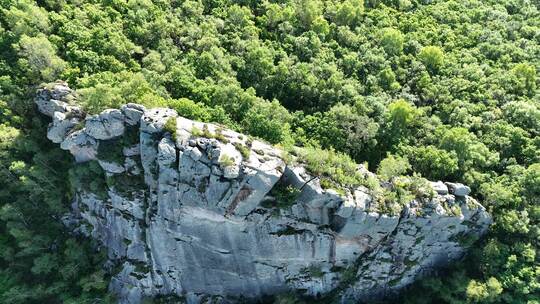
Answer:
36 82 491 304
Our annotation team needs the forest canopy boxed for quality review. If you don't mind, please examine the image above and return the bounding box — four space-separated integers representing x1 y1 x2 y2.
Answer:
0 0 538 303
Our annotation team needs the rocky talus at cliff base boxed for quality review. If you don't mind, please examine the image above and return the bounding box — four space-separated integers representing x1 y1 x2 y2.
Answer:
35 82 491 304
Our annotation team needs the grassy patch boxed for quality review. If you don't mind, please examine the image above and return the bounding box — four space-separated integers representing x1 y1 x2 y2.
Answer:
303 265 324 278
233 142 250 159
191 124 229 143
191 126 202 137
374 174 436 215
404 257 418 268
197 180 207 193
132 261 150 274
291 146 438 216
218 154 235 168
163 117 177 141
70 121 85 133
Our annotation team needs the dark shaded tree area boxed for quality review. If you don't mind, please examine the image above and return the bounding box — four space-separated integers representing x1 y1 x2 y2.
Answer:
0 0 538 303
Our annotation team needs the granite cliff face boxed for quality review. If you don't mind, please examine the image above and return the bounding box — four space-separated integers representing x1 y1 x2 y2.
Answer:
36 82 491 303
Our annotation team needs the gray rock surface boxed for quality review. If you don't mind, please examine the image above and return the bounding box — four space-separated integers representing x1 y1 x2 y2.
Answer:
47 111 80 143
35 81 75 116
35 83 491 304
98 159 126 174
85 109 126 140
445 182 471 197
60 130 98 162
431 181 449 195
122 103 146 126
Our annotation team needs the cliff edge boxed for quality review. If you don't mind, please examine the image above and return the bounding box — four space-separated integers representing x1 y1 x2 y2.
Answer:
36 82 491 303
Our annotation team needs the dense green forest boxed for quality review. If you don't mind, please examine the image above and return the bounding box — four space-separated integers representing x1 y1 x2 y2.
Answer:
0 0 538 303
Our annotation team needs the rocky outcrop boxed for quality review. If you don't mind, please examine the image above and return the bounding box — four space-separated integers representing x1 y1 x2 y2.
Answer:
37 82 491 304
85 109 126 140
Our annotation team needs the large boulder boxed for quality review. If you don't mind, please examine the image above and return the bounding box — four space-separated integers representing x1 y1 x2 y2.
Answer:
35 82 76 117
60 130 98 162
121 103 146 126
431 181 449 195
445 182 471 197
47 111 80 143
85 109 126 140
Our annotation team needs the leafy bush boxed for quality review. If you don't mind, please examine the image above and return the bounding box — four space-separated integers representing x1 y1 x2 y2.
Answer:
68 160 108 199
303 265 324 278
167 98 211 122
262 182 301 209
380 28 404 55
293 146 365 190
377 154 411 181
105 172 146 199
241 100 294 145
418 46 444 73
78 72 167 115
97 126 139 164
15 34 66 81
401 145 459 180
97 139 125 164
